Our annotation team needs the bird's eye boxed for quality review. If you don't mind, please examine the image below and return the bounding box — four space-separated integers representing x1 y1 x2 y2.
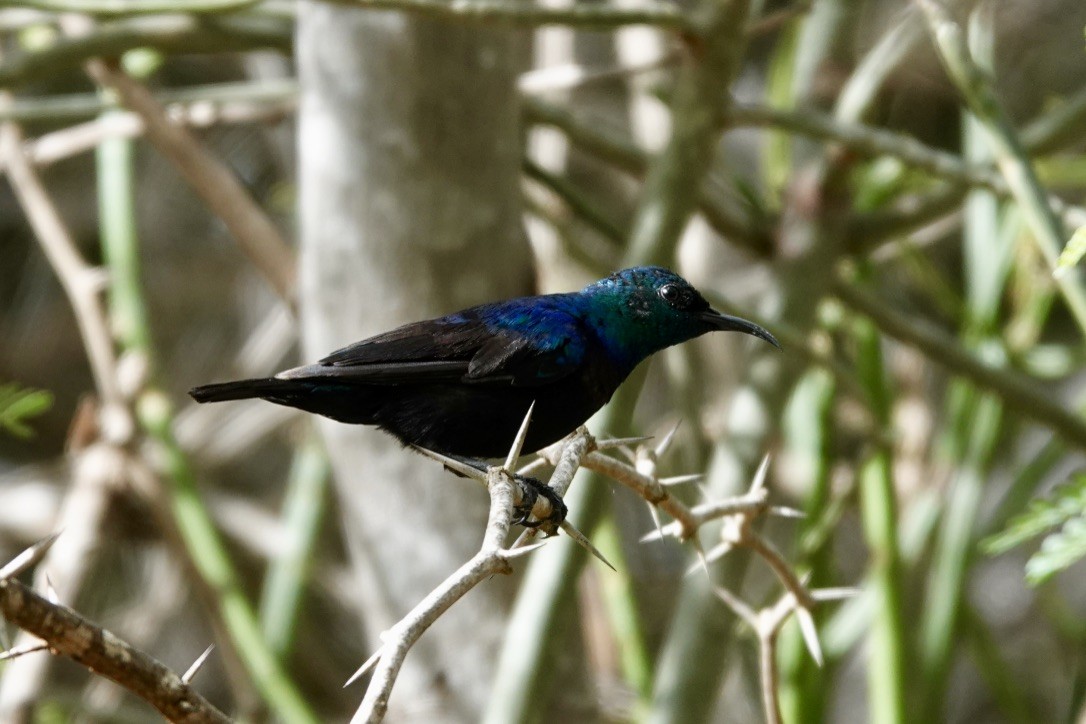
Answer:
659 284 685 306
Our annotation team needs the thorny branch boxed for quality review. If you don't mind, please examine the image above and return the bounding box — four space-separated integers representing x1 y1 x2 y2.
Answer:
0 536 230 724
345 412 848 723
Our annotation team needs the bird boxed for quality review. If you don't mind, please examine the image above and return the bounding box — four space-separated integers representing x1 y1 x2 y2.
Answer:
189 266 779 459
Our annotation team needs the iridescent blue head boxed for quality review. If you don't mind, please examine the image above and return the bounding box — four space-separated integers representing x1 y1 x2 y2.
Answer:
578 266 780 370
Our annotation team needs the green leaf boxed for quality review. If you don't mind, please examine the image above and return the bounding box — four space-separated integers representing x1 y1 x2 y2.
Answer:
982 472 1086 555
0 383 54 439
1026 516 1086 585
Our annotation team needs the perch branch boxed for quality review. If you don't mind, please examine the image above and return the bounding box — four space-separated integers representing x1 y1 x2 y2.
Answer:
350 409 574 723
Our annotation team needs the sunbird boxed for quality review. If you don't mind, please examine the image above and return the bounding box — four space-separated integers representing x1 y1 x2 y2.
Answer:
190 266 779 458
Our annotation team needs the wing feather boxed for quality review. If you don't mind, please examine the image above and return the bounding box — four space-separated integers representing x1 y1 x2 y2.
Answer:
278 305 586 387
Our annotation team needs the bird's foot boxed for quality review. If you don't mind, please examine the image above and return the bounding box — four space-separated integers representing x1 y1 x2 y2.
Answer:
512 474 567 533
423 452 568 532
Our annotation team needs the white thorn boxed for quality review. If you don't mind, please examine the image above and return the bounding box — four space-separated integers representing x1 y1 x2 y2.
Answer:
43 574 59 604
0 531 61 580
517 457 547 476
510 529 533 549
0 642 48 662
712 584 757 624
685 542 732 576
502 541 549 559
344 647 383 688
770 506 806 519
655 420 682 457
505 401 536 471
560 520 615 571
595 435 653 450
646 502 664 538
704 541 732 564
659 473 704 487
181 644 215 684
749 454 771 493
410 446 487 482
811 586 864 602
693 540 711 579
640 522 679 543
796 607 823 667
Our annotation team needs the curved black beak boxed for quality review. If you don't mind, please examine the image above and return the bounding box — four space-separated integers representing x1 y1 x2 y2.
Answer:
700 309 781 350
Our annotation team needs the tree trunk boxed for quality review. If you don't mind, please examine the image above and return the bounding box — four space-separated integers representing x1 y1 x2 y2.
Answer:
296 5 533 719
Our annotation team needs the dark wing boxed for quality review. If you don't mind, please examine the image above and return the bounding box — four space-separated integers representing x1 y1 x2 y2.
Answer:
277 307 587 387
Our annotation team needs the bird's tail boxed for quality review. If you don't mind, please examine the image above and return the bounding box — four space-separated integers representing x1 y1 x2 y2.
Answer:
189 377 296 403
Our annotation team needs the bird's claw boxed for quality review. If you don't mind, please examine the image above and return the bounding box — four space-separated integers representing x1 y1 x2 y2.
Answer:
512 474 567 533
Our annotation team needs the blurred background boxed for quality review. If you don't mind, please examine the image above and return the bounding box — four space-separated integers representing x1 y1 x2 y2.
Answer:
1 0 1085 721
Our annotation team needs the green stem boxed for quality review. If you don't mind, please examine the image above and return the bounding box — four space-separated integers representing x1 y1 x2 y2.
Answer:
0 15 290 89
0 0 260 14
778 368 837 724
916 0 1086 335
593 513 654 705
854 313 908 724
325 0 692 30
259 429 330 658
97 115 318 724
961 604 1034 724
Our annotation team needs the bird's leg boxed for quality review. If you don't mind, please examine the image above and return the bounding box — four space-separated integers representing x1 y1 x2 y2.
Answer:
438 454 567 530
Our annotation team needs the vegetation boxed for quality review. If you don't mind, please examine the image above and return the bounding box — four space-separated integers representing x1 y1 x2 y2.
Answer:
0 0 1084 722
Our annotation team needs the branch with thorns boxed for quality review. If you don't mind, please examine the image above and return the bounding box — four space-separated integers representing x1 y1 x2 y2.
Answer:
0 534 227 724
345 407 854 724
